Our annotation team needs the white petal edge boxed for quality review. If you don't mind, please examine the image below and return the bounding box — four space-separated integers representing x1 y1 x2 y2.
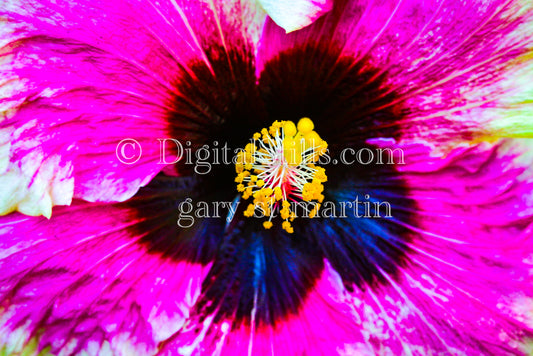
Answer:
257 0 333 33
0 127 74 218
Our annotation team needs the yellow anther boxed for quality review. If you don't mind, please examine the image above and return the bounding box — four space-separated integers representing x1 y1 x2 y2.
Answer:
263 221 273 229
244 203 256 217
297 117 314 134
316 141 328 156
274 187 283 201
245 143 256 154
304 131 321 145
253 190 263 200
269 121 282 136
282 221 294 234
314 168 327 182
280 207 290 220
309 203 321 218
283 121 297 137
262 207 271 217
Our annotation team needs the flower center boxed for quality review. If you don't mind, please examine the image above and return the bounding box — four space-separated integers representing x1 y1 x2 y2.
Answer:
235 118 328 233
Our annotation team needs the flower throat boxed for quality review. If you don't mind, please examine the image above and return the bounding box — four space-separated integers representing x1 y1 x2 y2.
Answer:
235 118 328 233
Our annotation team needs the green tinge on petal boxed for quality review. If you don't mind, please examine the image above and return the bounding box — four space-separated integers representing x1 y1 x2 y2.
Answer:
484 54 533 138
0 328 53 356
487 106 533 138
0 340 52 356
521 338 533 356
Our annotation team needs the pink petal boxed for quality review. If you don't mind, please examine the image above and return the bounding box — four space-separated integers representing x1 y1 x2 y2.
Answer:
0 199 211 355
355 138 533 353
0 0 266 216
158 261 360 355
256 0 533 139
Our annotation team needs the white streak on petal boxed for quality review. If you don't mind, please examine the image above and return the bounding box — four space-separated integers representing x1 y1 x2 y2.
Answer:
257 0 333 33
0 147 74 218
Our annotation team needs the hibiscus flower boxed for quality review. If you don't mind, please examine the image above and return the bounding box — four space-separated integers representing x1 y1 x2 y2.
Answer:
1 0 533 355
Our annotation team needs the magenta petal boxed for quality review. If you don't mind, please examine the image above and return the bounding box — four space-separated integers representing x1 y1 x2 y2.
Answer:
0 0 266 213
0 200 210 354
256 0 533 139
0 3 173 209
158 261 361 356
2 0 533 354
350 138 533 353
258 0 531 73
